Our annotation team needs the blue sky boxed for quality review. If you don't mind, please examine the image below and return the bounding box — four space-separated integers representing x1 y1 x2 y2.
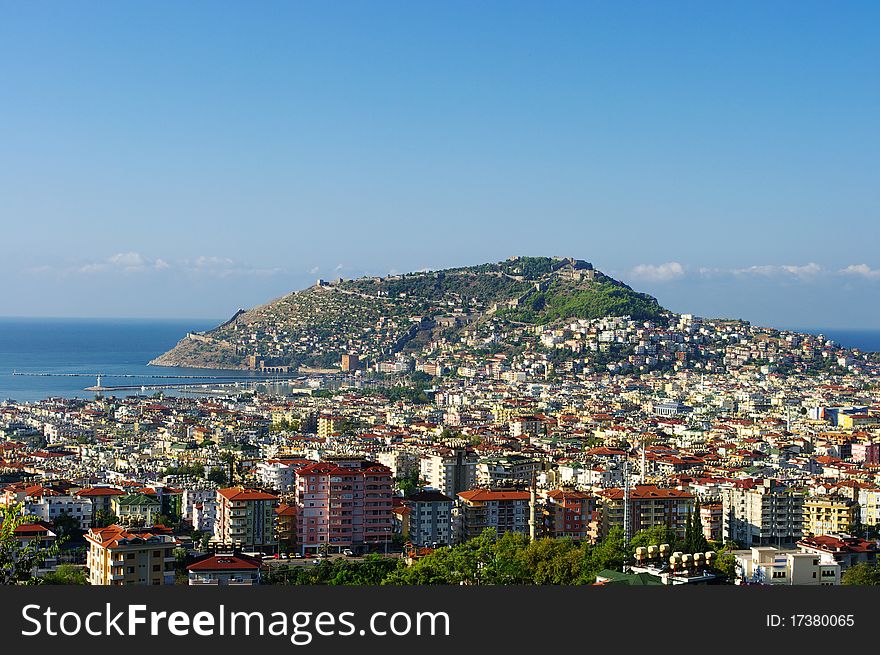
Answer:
1 1 878 327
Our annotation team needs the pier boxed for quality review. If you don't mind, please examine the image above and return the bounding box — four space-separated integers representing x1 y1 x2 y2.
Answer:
12 371 297 381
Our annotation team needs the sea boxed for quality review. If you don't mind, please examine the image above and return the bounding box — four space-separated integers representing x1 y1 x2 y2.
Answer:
0 318 878 404
0 317 273 403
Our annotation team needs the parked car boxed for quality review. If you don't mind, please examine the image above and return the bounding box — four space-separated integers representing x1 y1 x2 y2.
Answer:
342 548 355 557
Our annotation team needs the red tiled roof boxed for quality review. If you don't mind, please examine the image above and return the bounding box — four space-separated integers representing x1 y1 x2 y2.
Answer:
458 489 531 502
187 554 261 571
217 486 278 502
598 485 694 501
77 487 125 497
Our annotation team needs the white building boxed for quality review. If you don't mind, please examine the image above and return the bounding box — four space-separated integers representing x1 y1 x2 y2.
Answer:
182 483 219 533
733 546 840 585
420 448 478 498
256 460 296 492
26 494 93 530
722 480 804 546
376 449 421 479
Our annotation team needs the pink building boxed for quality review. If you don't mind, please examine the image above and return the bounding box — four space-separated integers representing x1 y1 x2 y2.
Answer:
295 458 393 554
851 442 880 465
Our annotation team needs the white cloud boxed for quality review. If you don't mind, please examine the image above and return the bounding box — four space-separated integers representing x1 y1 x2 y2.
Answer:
108 251 146 268
74 251 169 274
697 262 825 280
182 255 285 278
629 261 686 282
51 252 285 278
308 266 320 275
191 255 236 270
839 263 880 280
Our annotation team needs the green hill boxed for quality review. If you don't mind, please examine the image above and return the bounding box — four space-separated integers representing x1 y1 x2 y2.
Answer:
150 256 667 370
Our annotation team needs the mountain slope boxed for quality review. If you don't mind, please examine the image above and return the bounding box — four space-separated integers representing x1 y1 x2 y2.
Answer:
150 256 666 370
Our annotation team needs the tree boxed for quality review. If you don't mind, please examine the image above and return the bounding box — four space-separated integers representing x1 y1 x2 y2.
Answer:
220 453 236 486
52 512 83 539
396 472 423 497
173 546 189 574
712 542 740 582
155 513 177 528
584 526 626 581
41 564 87 585
842 562 880 585
95 509 118 528
687 500 710 553
207 467 228 485
630 525 681 552
1 503 61 585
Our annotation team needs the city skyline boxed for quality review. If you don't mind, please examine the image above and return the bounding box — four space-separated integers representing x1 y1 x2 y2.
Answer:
2 1 879 327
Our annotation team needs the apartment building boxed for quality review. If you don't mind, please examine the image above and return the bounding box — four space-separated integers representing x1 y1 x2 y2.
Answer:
112 493 161 526
596 485 694 540
376 449 421 479
85 525 178 585
13 521 58 576
797 533 878 573
851 441 880 465
257 459 297 492
477 454 541 488
420 447 477 498
317 415 345 439
75 486 125 527
857 486 880 526
733 546 840 585
275 503 298 552
214 487 279 551
543 489 597 541
722 479 804 546
181 483 219 531
294 459 393 553
25 493 93 531
700 501 724 542
456 488 531 540
403 490 454 547
802 496 857 537
509 415 545 440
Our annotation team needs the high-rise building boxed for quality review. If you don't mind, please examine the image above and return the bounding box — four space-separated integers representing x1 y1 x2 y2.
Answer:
722 479 804 546
403 490 455 547
85 525 178 585
477 454 541 488
542 489 597 541
294 459 393 554
596 485 694 540
420 447 477 498
214 487 279 551
456 488 531 541
802 496 857 537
